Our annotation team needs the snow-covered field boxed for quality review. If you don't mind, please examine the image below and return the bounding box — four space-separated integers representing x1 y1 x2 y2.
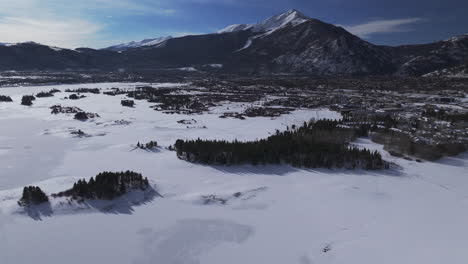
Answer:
0 82 467 264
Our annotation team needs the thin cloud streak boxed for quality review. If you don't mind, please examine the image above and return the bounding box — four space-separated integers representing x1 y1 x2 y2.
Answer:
343 18 426 38
0 0 178 48
0 17 103 48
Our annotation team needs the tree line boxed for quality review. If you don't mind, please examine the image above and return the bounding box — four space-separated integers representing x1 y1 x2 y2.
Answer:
174 119 388 170
53 171 149 200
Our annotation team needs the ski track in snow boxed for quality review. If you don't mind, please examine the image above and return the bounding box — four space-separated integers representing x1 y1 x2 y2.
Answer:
0 82 467 264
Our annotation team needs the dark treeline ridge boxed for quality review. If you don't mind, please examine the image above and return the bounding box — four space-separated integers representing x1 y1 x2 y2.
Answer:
53 171 149 200
65 88 100 94
174 119 388 170
18 186 49 206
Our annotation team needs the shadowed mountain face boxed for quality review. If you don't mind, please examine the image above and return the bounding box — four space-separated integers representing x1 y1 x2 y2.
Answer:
0 10 467 76
391 35 468 76
121 30 253 69
230 19 395 75
0 43 122 71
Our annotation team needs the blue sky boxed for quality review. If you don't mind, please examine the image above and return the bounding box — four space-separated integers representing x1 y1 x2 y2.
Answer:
0 0 466 48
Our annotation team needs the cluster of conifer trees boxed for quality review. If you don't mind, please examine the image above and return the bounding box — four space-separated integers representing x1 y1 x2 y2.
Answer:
0 95 13 102
121 100 135 107
21 95 36 106
18 186 49 206
137 141 158 150
68 94 86 100
36 91 55 98
74 112 99 120
50 105 83 114
174 120 387 170
53 171 149 200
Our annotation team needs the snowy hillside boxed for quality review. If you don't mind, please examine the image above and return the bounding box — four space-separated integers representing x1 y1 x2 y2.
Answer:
105 36 172 51
218 24 252 33
0 82 467 264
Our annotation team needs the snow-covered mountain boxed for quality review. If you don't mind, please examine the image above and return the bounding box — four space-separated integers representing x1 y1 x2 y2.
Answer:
105 36 172 51
230 17 394 75
218 9 309 34
218 24 252 34
1 9 468 76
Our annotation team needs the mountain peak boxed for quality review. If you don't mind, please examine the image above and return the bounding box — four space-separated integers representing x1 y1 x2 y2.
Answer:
253 9 309 33
283 9 307 19
218 9 310 34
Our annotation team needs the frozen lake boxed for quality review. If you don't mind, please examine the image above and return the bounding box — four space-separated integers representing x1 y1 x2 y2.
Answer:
0 82 467 264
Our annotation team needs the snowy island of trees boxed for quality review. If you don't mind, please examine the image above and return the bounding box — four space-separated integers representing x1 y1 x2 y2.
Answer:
53 171 150 200
175 119 388 170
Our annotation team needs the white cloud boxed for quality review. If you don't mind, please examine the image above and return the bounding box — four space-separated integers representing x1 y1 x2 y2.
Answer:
0 17 103 48
0 0 176 17
343 18 425 38
0 0 178 48
89 0 177 15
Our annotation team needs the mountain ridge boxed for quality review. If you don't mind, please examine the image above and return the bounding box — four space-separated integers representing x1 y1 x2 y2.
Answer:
0 9 467 76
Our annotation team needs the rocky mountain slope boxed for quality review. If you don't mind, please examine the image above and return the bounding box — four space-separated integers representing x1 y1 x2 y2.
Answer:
0 42 122 70
228 15 394 75
392 34 468 76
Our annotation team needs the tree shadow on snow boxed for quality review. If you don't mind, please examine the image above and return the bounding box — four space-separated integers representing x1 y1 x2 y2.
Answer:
24 187 162 220
302 165 406 178
130 147 162 153
82 187 162 215
206 163 404 177
209 164 300 176
24 202 53 221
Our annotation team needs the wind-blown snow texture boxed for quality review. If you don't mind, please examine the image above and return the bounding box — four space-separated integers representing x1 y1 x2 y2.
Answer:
0 82 467 264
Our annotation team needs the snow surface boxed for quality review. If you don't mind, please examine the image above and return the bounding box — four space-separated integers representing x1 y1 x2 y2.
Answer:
0 82 468 264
